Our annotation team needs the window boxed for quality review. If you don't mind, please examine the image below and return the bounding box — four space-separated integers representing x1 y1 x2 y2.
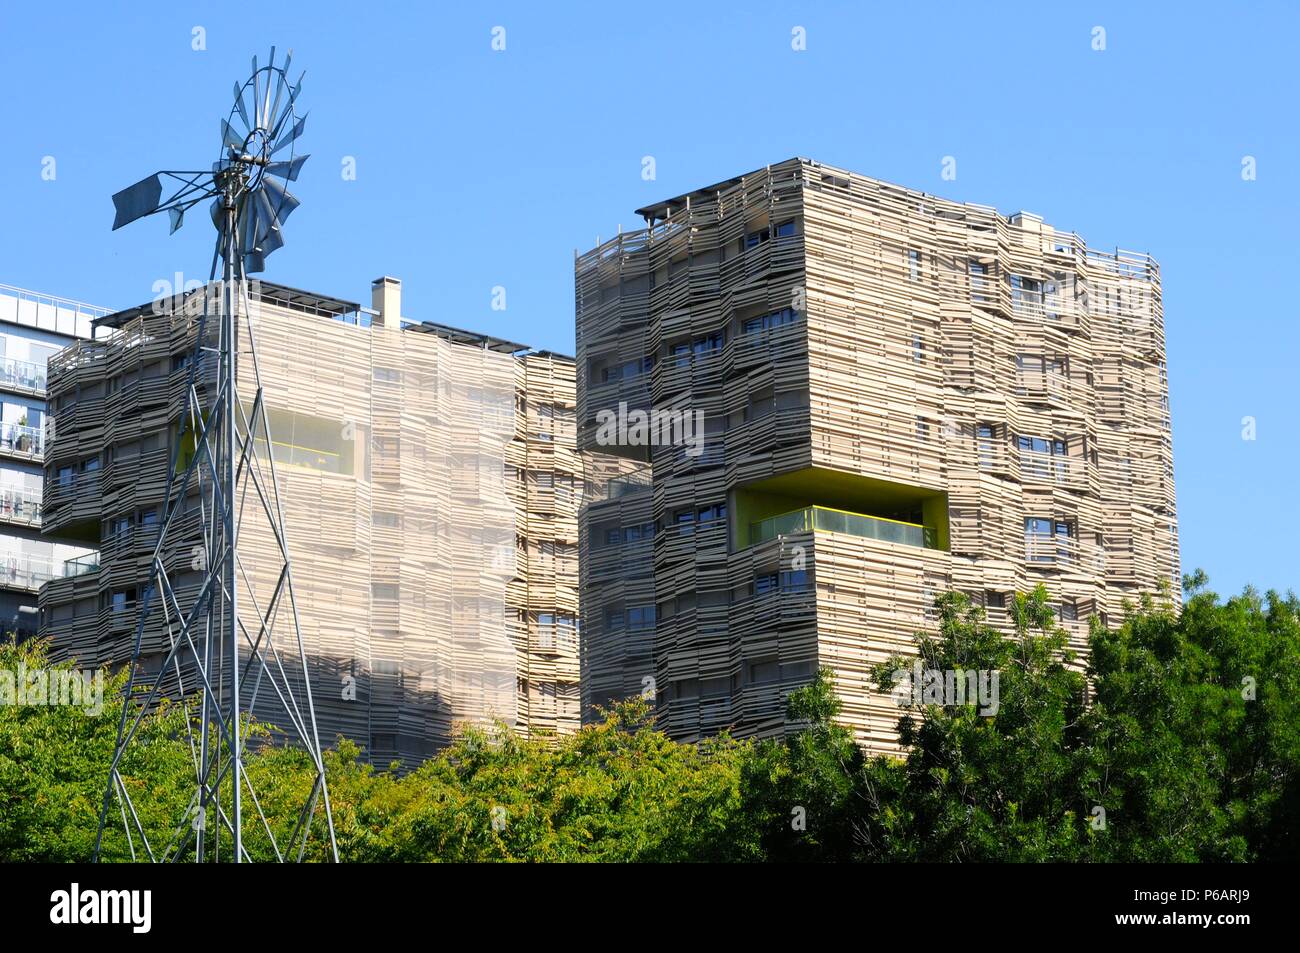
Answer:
1018 435 1067 456
741 308 799 336
985 590 1006 610
669 332 724 366
970 260 989 300
977 423 999 469
674 508 696 535
744 226 770 250
696 503 727 526
912 333 925 364
755 570 810 595
774 220 796 238
916 416 930 442
1025 517 1075 563
600 357 653 383
907 248 922 281
627 605 655 630
747 659 781 685
694 332 724 357
108 589 135 615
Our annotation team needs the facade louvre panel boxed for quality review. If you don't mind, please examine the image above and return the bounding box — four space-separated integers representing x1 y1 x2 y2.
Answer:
39 280 582 761
576 158 1178 754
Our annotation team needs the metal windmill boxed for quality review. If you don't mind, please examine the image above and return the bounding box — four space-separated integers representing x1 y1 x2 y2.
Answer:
95 48 337 862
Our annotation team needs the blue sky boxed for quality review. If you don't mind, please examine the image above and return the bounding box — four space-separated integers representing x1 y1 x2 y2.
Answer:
1 1 1296 595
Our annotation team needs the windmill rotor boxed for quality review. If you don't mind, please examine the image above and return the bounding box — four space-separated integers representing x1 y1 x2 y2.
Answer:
108 46 308 273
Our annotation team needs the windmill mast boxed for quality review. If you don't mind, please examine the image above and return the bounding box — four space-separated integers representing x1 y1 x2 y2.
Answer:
93 48 335 863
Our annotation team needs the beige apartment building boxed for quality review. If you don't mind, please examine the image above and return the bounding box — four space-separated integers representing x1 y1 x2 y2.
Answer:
39 277 581 762
576 158 1179 752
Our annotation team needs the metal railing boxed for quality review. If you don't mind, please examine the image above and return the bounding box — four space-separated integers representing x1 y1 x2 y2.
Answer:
0 486 42 524
1024 535 1105 572
0 357 48 394
64 554 100 577
1018 449 1077 484
0 550 99 590
0 422 43 457
0 282 113 322
750 505 935 549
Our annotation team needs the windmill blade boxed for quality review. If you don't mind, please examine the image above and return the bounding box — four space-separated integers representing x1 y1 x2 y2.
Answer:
261 176 300 225
270 75 304 141
253 188 286 249
250 55 261 129
270 114 306 156
232 81 251 129
111 173 164 230
168 208 185 234
264 47 283 129
221 118 245 151
266 50 294 136
264 154 309 182
261 47 277 127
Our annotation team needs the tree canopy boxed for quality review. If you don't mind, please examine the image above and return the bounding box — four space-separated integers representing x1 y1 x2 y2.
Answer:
2 572 1295 862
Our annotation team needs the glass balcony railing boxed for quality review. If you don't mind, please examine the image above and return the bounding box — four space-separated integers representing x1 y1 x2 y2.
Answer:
0 550 99 590
0 422 43 456
64 554 100 577
0 486 42 525
0 357 48 394
749 505 936 549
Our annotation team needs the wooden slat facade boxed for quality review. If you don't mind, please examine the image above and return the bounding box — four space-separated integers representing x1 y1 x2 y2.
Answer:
576 158 1179 753
40 283 582 761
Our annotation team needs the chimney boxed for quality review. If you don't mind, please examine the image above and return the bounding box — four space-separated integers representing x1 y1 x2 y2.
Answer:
371 276 402 330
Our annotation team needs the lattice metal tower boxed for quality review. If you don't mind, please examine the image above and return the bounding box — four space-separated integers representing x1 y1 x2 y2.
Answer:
94 48 337 862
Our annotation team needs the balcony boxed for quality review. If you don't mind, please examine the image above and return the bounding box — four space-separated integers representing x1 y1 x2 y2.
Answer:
1024 535 1105 573
750 505 937 550
0 486 42 527
0 551 99 592
0 357 48 396
1018 448 1080 485
0 422 44 459
1015 368 1072 404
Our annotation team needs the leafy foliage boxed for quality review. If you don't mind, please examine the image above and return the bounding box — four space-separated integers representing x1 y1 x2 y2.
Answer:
2 571 1296 862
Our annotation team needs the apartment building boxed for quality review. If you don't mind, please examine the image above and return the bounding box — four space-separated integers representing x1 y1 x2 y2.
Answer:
576 158 1179 752
0 284 104 637
39 276 582 762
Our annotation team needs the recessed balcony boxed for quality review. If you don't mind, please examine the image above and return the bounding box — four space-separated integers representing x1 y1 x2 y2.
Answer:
733 466 950 553
749 505 937 550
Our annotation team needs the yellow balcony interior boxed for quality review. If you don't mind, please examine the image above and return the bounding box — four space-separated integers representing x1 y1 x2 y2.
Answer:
732 467 949 552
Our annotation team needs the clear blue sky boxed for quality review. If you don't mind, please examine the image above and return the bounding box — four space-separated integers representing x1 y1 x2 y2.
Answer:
2 1 1295 595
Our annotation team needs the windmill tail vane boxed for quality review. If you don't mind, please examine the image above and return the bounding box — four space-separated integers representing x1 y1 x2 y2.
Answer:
94 47 337 863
